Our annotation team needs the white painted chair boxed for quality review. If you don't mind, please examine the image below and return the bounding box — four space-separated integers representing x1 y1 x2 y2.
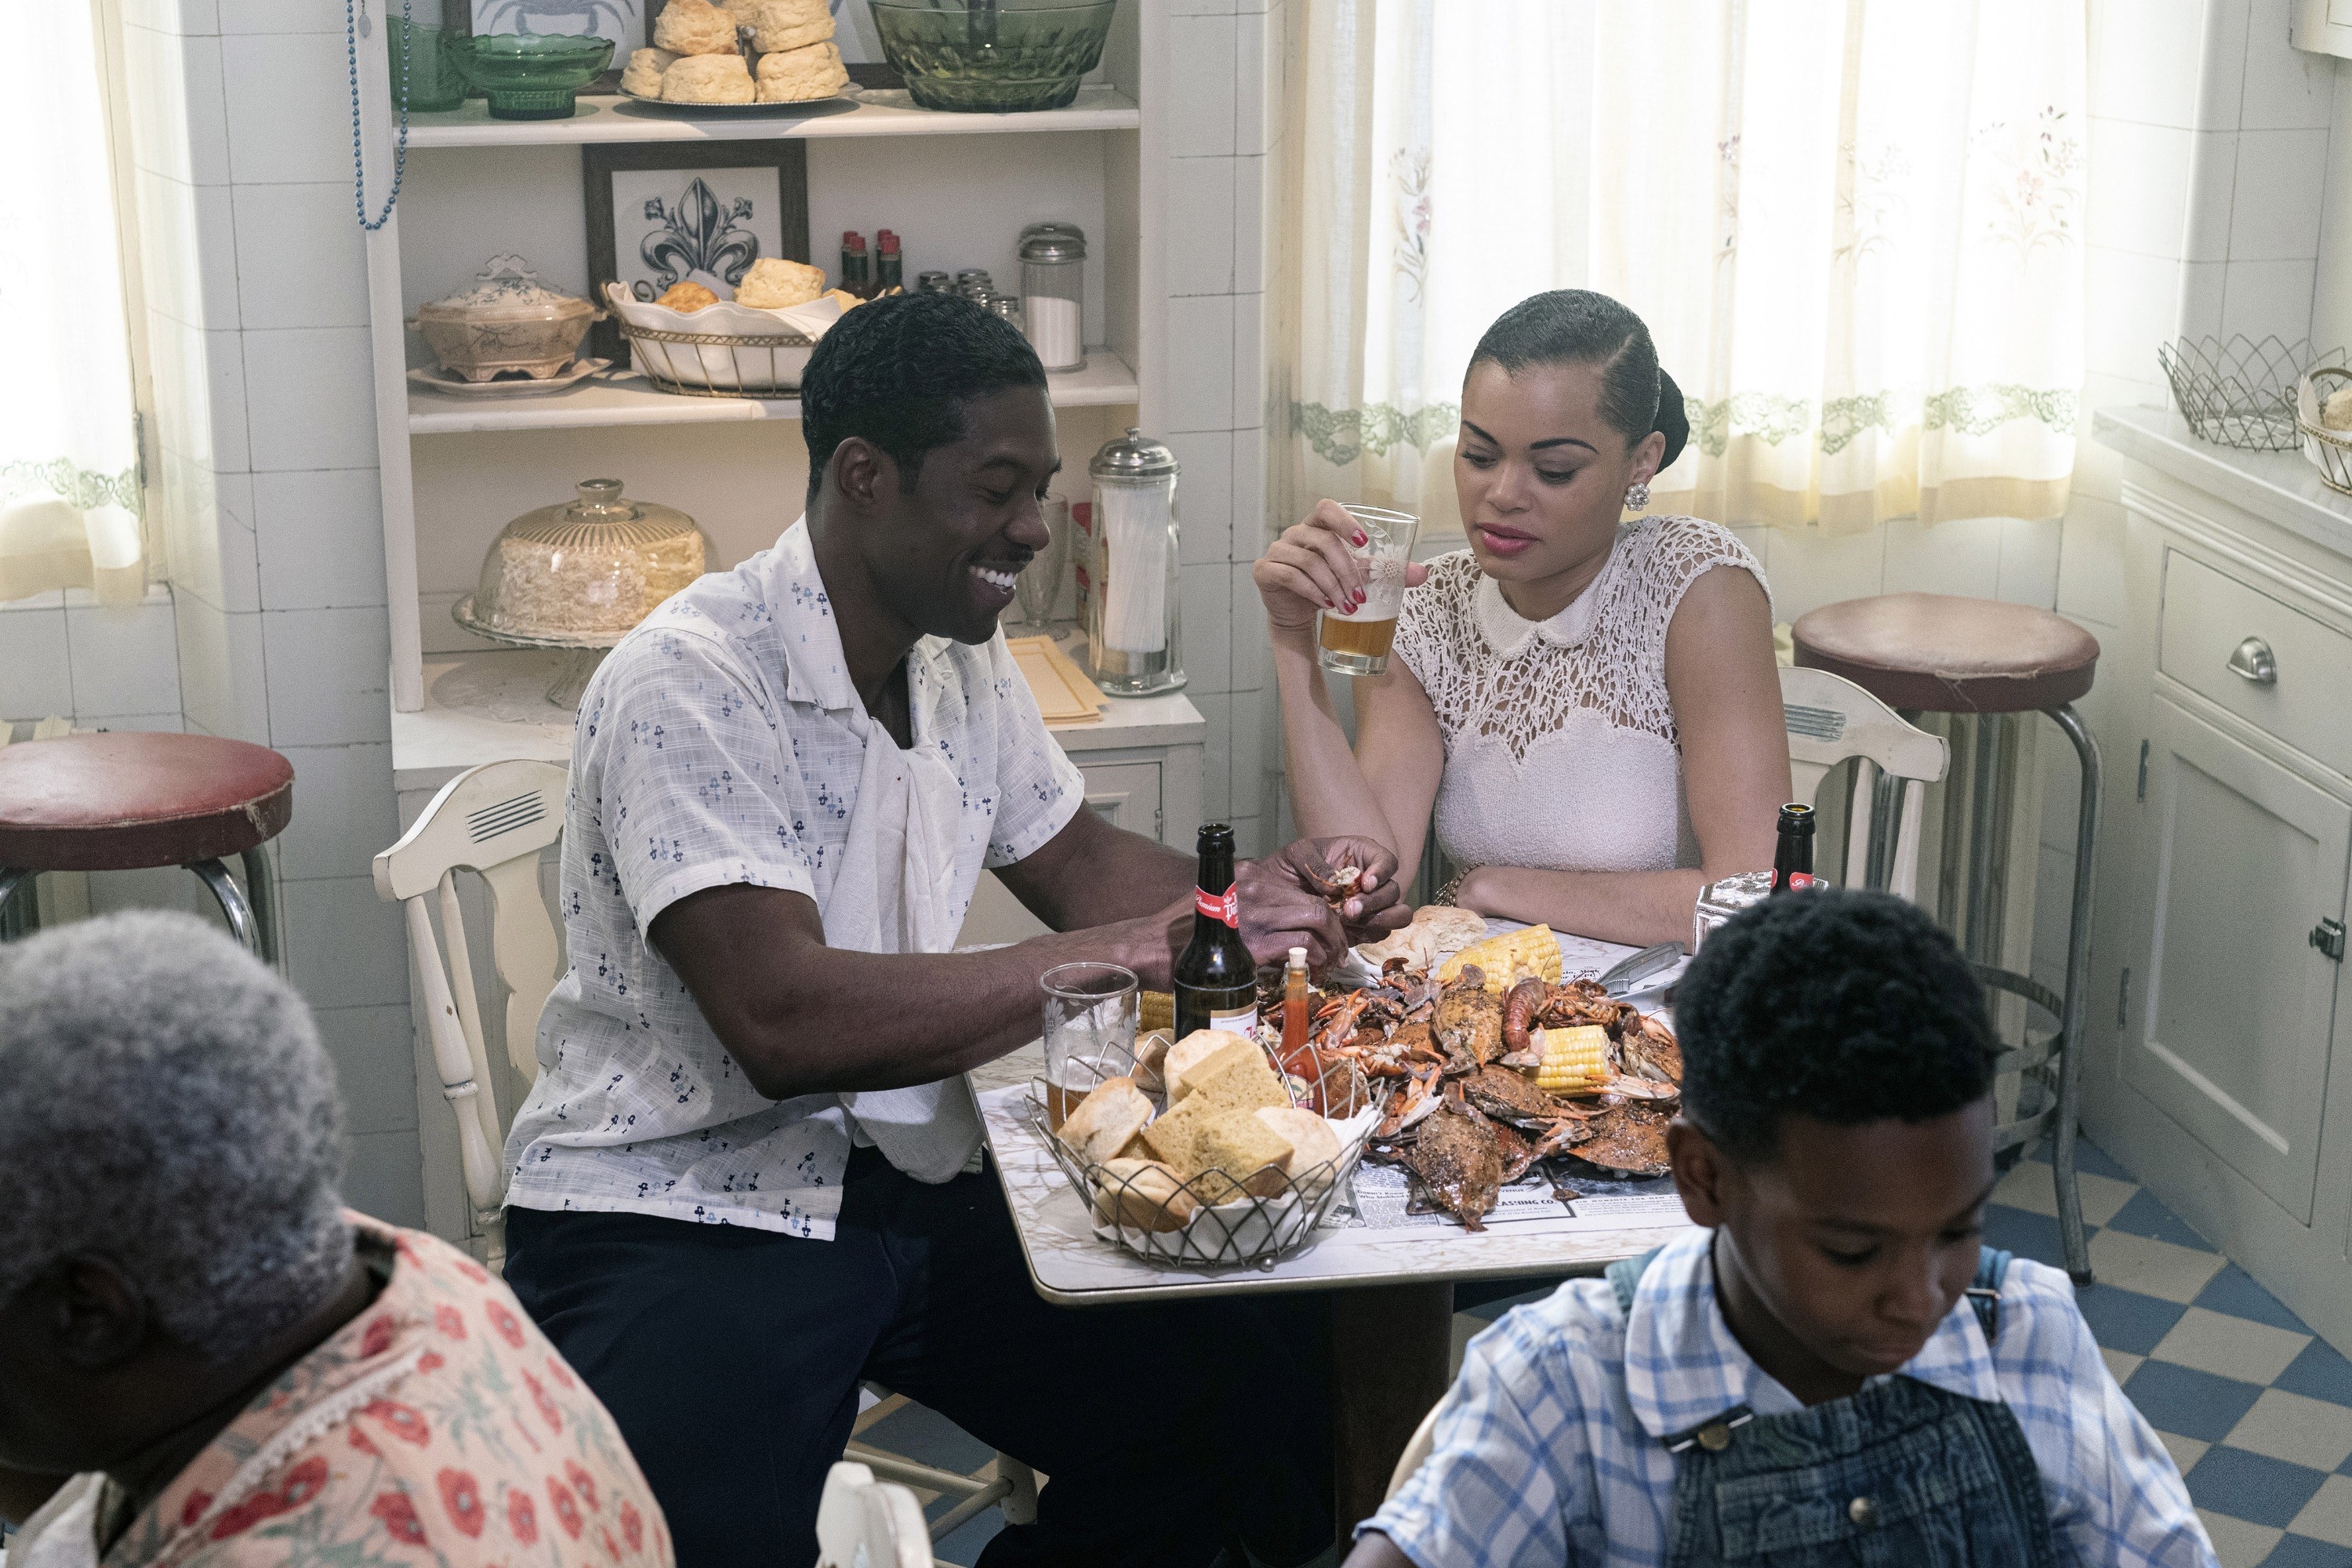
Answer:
1779 665 1948 900
1385 1400 1445 1503
816 1463 933 1568
372 759 1039 1542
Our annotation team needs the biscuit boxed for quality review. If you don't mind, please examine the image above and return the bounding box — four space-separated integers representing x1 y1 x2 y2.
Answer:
652 0 739 56
654 280 718 312
739 0 831 53
659 51 754 102
619 45 676 96
754 38 848 102
733 256 828 309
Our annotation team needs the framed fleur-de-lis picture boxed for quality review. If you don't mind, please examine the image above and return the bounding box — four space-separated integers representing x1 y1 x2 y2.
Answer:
582 140 811 365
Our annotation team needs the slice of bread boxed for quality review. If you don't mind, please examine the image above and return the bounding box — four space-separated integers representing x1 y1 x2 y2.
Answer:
1091 1157 1196 1232
1166 1030 1258 1104
1186 1111 1295 1202
1057 1076 1152 1166
1142 1049 1290 1183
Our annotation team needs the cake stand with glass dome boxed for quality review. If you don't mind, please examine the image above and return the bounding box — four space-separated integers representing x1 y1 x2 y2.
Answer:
452 479 712 710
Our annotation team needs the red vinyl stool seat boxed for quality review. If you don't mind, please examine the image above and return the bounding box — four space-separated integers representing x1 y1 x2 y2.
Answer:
0 731 294 960
1792 593 2103 1286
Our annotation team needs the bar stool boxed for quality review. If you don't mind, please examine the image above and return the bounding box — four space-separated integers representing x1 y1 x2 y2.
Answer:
0 731 294 961
1792 593 2102 1285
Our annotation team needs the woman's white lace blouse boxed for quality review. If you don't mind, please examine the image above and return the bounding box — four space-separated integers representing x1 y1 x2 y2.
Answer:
1390 515 1766 877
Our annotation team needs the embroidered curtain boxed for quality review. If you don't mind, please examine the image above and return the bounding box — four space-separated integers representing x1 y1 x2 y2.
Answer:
0 0 146 604
1278 0 2087 539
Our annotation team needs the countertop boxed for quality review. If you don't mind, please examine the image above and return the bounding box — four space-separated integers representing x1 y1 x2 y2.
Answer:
2093 406 2352 564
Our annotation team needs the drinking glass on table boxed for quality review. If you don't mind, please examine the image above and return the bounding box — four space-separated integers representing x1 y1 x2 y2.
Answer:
1316 504 1421 677
1040 961 1140 1131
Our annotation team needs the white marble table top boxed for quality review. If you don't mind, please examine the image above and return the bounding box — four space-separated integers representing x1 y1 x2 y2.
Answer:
972 928 1700 1307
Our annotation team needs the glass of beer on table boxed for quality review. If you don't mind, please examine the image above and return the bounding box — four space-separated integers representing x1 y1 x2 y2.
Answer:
1040 961 1140 1131
1316 504 1421 677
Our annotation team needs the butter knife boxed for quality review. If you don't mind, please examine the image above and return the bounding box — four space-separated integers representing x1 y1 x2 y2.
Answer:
1597 941 1682 997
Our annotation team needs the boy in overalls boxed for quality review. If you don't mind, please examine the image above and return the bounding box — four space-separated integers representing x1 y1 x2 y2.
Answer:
1350 888 2216 1567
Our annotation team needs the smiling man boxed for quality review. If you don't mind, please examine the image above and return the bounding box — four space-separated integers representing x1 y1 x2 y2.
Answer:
500 293 1396 1568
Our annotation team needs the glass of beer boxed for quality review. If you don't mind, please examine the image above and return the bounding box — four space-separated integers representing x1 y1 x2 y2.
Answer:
1316 504 1421 677
1040 961 1140 1131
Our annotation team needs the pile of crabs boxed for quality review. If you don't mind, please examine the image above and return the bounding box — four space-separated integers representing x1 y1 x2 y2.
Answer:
1285 965 1683 1231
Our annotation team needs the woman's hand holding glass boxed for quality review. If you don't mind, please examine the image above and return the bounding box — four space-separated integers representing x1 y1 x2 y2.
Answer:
1254 499 1429 644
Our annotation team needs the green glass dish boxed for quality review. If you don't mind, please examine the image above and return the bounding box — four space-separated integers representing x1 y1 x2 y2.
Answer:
869 0 1116 114
387 16 466 113
446 33 615 120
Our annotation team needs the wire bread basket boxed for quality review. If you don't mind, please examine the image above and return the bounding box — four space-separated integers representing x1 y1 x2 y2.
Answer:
2296 367 2352 497
2158 335 2348 451
1033 1035 1385 1269
614 319 819 396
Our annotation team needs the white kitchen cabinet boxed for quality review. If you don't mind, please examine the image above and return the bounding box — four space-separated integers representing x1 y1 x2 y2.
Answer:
2092 408 2352 1353
2128 693 2349 1224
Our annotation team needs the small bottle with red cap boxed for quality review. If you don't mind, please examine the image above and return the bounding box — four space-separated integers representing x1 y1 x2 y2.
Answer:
874 230 903 295
838 231 872 299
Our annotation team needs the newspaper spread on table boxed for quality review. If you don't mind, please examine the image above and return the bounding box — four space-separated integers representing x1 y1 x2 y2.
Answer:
1340 1160 1687 1233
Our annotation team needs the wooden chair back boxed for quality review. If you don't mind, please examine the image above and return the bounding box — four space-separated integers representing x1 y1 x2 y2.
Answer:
372 760 568 1257
1779 665 1948 899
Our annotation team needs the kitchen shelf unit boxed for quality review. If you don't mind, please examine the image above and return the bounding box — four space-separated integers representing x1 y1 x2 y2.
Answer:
405 348 1138 434
358 7 1160 720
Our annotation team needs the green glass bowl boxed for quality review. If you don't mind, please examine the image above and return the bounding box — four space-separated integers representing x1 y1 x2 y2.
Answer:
869 0 1116 114
446 33 615 120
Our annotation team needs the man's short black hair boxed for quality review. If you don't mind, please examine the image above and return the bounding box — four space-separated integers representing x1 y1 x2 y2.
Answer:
1678 889 1998 1163
799 292 1048 501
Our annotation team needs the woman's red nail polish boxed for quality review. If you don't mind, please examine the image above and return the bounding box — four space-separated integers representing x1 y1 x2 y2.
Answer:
1352 532 1367 546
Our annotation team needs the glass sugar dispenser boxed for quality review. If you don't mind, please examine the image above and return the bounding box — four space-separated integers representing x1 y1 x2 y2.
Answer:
454 479 711 708
1018 222 1086 372
1082 429 1183 695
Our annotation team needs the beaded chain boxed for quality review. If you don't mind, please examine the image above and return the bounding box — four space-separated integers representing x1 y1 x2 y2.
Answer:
345 0 415 231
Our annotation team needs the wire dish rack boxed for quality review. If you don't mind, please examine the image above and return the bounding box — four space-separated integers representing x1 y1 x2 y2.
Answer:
1033 1038 1385 1269
2158 335 2348 451
2296 367 2352 496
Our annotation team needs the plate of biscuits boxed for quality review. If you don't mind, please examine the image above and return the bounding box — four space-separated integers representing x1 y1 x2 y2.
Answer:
615 0 856 113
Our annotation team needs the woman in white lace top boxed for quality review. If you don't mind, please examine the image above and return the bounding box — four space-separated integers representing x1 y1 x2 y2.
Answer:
1256 291 1791 946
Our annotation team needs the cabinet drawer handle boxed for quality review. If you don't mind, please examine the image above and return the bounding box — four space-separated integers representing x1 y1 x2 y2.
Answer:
2227 637 2278 685
2317 919 2347 963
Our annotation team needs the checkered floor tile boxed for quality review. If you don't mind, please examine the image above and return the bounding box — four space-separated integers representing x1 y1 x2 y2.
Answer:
874 1136 2352 1566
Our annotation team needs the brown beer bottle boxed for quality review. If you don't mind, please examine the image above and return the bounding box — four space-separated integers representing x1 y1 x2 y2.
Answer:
1174 823 1259 1040
1769 803 1819 894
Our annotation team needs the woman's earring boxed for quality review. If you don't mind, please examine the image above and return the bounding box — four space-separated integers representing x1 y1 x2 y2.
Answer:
1624 481 1650 512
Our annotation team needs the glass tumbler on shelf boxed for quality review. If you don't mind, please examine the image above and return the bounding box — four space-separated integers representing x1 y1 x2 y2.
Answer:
1019 222 1086 372
1040 961 1140 1132
1316 504 1421 677
387 14 466 112
1014 495 1070 630
1083 428 1184 696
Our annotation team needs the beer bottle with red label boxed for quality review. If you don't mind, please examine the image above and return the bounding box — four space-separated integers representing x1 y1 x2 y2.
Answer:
1174 822 1259 1040
1770 803 1819 894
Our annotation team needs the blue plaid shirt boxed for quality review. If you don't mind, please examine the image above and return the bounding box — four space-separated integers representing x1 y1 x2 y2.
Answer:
1367 1229 2216 1567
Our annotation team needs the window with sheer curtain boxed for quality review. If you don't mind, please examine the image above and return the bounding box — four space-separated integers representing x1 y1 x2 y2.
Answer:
0 0 146 605
1277 0 2087 539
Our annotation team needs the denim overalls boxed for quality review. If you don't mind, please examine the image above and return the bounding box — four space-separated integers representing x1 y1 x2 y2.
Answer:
1606 1246 2060 1567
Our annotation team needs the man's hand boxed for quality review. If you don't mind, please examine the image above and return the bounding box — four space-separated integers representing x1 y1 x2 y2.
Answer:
1225 836 1410 968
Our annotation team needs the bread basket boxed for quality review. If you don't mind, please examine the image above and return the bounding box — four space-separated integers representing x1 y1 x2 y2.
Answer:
1035 1034 1384 1269
603 281 842 394
2296 366 2352 497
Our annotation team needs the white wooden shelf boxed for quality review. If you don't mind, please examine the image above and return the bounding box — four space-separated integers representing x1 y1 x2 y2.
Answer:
393 644 1201 791
408 350 1138 434
403 85 1138 149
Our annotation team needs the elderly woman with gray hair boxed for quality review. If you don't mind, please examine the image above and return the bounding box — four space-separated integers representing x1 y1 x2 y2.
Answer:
0 912 670 1568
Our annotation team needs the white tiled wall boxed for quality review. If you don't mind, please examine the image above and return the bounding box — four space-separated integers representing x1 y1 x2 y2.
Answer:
1149 0 1287 861
112 0 420 1224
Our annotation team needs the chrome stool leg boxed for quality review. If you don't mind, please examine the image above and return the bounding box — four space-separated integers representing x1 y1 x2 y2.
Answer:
2048 704 2103 1287
240 844 281 967
189 858 262 956
0 866 35 939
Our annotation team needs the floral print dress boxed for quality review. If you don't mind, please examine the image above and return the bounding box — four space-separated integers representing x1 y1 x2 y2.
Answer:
11 1216 670 1568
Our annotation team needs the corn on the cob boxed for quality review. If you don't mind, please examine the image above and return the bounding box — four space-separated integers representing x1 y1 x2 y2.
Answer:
1438 925 1561 992
1534 1025 1610 1092
1139 990 1175 1034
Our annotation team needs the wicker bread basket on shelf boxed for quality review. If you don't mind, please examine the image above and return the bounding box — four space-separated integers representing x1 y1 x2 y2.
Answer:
2296 366 2352 496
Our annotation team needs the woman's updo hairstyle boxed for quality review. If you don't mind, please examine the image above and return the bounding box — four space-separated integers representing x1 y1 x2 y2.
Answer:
1466 290 1689 470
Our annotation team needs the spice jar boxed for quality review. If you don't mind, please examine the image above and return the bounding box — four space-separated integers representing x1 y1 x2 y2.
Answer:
1018 222 1085 372
1083 428 1182 695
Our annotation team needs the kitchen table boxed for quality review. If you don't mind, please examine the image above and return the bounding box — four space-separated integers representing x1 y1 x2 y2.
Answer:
968 931 1700 1543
